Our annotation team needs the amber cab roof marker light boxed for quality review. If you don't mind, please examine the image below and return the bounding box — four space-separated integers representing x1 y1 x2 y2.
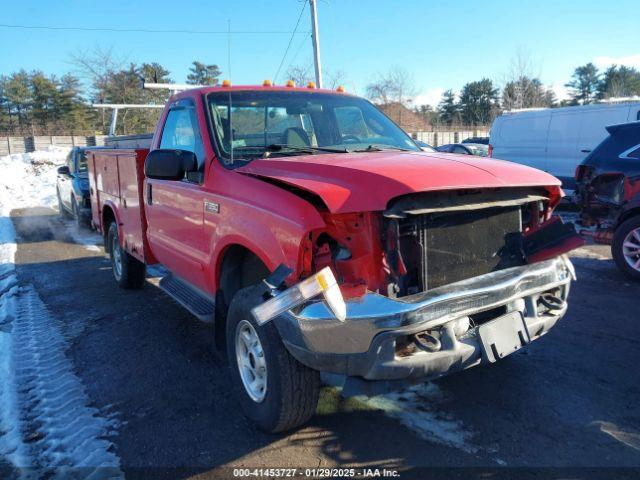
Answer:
336 85 345 93
286 80 295 87
263 79 272 87
221 79 231 87
307 82 316 89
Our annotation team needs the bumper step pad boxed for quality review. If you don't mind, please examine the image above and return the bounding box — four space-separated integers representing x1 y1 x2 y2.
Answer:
159 274 215 322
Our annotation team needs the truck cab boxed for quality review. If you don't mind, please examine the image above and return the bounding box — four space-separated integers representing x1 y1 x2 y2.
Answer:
87 83 582 433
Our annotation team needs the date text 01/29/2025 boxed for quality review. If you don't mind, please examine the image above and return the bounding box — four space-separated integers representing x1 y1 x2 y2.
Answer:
232 468 401 477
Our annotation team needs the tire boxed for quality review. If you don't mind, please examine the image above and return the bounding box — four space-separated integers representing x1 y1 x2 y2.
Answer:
612 216 640 282
71 196 82 227
57 189 69 218
226 286 320 433
107 222 146 289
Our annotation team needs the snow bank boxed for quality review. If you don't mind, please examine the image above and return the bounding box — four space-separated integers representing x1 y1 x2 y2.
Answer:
0 147 121 475
0 146 68 210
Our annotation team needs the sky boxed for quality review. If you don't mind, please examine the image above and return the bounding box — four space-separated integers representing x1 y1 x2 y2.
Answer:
1 0 639 106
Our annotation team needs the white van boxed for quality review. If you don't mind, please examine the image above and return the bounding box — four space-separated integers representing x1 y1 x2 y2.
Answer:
489 102 640 192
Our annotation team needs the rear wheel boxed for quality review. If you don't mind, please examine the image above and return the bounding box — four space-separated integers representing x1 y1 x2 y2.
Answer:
612 216 640 282
107 222 146 289
226 286 320 433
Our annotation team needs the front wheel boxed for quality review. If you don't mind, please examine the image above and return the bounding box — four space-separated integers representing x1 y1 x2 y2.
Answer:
226 286 320 433
57 189 69 218
107 222 146 289
612 216 640 282
71 196 84 228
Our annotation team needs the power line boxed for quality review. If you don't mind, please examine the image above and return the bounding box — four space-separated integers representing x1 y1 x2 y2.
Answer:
0 23 310 35
273 0 308 82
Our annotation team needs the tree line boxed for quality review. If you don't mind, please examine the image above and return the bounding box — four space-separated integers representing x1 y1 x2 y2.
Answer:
1 50 639 135
0 49 222 136
367 61 640 129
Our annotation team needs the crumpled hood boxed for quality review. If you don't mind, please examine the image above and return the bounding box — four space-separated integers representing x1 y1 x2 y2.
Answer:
237 151 562 213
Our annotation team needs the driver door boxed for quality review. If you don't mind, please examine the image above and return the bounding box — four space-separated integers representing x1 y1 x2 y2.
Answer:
145 99 208 289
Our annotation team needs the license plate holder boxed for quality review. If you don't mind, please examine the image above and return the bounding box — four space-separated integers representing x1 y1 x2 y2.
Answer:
478 311 530 363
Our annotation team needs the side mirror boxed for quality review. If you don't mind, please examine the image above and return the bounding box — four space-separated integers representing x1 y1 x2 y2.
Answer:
57 166 70 175
144 149 198 180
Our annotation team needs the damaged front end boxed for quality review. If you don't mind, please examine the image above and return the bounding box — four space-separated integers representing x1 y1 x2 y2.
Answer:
254 186 582 395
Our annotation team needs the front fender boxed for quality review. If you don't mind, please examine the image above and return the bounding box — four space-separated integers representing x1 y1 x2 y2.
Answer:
205 171 326 291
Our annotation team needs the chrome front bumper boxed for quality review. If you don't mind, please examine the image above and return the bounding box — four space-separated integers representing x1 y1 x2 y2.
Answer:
275 256 574 385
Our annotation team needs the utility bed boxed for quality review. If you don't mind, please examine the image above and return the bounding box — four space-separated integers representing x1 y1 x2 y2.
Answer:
86 148 151 263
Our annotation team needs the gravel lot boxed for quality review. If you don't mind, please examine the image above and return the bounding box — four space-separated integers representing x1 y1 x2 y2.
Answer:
4 206 640 478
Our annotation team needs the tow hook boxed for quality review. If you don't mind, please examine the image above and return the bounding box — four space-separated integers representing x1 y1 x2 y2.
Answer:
539 292 566 312
414 331 441 352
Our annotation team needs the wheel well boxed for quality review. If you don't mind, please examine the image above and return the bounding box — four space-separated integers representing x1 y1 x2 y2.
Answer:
102 206 116 252
214 245 270 351
618 207 640 228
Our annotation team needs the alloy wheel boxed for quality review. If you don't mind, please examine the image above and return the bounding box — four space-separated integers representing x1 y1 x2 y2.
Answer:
622 227 640 272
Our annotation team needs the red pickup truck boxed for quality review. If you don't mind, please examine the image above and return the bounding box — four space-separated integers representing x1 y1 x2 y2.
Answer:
87 83 582 432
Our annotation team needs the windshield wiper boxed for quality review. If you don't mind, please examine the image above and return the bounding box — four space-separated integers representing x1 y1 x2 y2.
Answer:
351 145 413 152
266 144 349 154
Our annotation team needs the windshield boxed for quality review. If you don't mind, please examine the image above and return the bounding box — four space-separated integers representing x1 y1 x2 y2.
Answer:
206 91 420 164
466 144 489 157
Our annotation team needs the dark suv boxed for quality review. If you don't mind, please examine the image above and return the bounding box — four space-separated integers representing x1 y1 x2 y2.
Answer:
575 121 640 280
56 147 97 226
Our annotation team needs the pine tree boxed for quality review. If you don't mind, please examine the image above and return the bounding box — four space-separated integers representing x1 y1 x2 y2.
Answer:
437 90 459 125
502 77 556 110
459 79 499 125
4 71 32 134
598 65 640 99
187 61 222 86
565 63 600 105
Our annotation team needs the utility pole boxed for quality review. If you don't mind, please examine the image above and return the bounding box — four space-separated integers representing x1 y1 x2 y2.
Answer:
309 0 323 88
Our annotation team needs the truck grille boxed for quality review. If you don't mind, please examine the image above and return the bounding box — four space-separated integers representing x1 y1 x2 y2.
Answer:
397 206 525 294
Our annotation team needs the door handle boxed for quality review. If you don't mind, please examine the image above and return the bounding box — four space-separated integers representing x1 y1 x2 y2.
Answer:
580 149 592 153
147 184 152 205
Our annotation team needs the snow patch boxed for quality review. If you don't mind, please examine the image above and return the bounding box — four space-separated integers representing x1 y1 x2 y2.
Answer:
0 146 68 210
0 147 121 474
8 286 121 475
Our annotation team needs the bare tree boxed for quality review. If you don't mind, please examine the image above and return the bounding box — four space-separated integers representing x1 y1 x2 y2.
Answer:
501 50 555 110
285 65 346 89
324 68 347 90
366 66 416 106
285 65 314 86
70 46 125 131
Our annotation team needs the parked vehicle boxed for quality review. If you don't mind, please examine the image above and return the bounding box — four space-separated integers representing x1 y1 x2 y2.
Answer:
490 102 640 192
576 121 640 280
462 136 489 145
436 143 489 156
87 83 582 432
56 146 99 226
414 139 436 151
